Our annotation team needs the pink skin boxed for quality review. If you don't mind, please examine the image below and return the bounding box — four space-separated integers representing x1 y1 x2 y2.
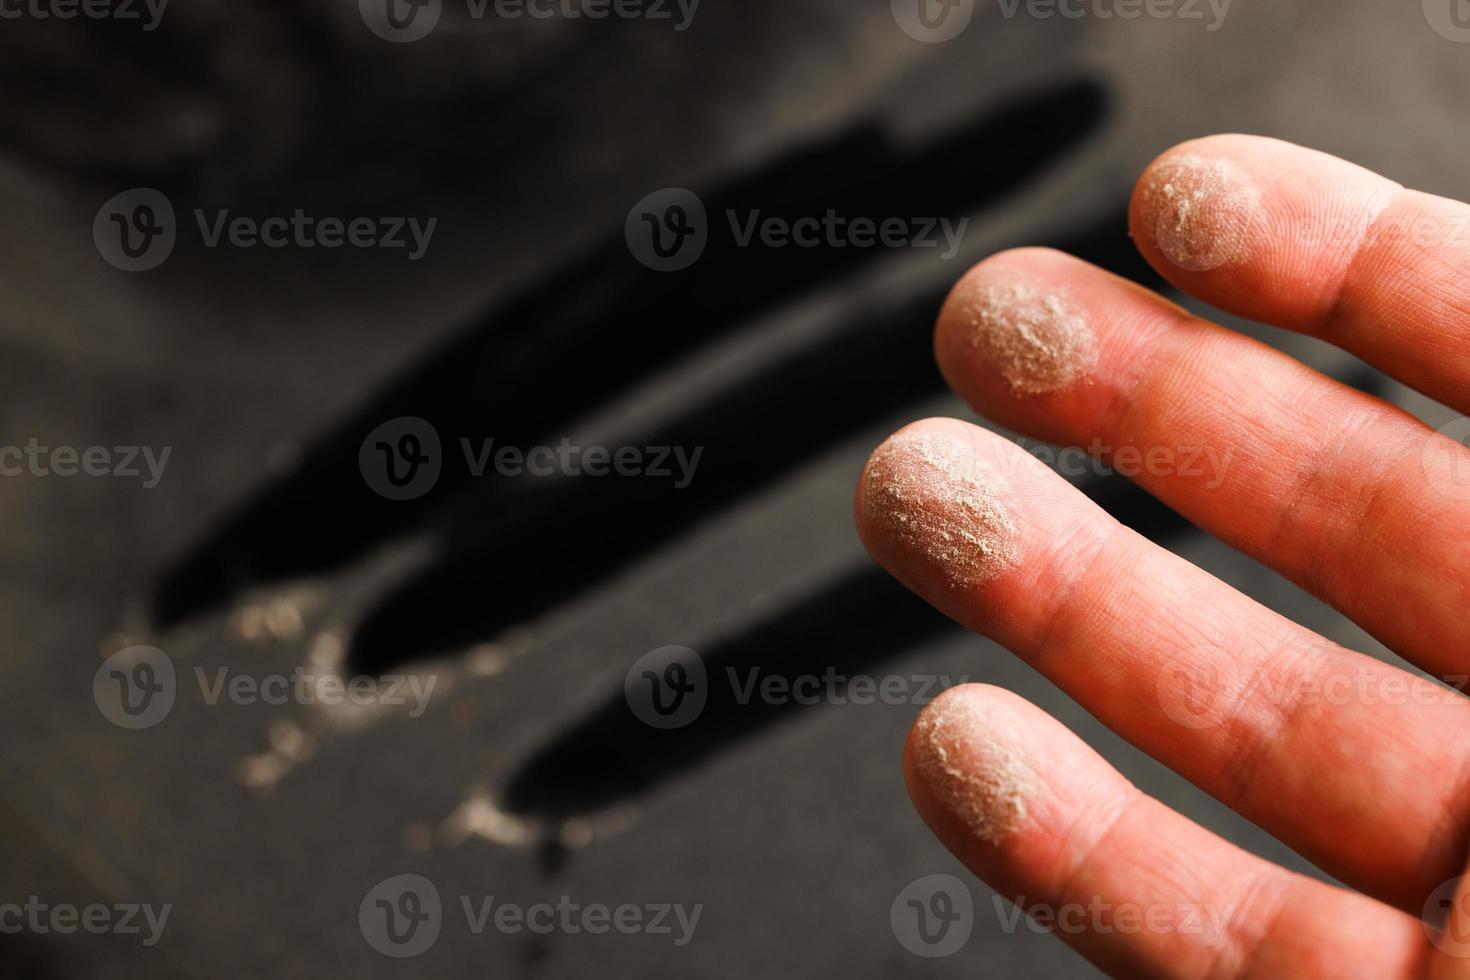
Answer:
858 135 1470 979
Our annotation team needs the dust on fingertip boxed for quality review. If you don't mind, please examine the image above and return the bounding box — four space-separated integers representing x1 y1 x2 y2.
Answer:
858 429 1018 589
1139 153 1262 272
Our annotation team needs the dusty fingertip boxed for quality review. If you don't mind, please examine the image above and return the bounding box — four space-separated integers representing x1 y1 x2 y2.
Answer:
1138 153 1262 272
857 426 1018 591
950 268 1098 396
910 686 1037 846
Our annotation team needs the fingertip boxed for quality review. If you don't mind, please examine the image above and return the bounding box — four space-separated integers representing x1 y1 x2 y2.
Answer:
1127 134 1404 328
904 684 1042 849
1131 137 1267 274
935 248 1100 401
854 421 1022 602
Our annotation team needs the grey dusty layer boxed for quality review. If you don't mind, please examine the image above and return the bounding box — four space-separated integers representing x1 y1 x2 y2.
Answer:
958 280 1097 396
1139 154 1262 272
912 693 1036 846
860 430 1017 588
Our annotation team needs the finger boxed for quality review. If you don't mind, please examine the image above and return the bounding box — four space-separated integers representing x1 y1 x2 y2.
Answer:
1128 133 1470 414
933 246 1470 681
904 684 1431 980
856 419 1470 912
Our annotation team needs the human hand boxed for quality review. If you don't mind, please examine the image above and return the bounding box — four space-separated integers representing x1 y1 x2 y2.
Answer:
857 135 1470 979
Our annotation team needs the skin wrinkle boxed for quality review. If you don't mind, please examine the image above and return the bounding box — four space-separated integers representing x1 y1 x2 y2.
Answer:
1420 747 1470 904
958 278 1098 395
1215 869 1296 980
912 693 1037 846
1103 319 1408 605
1089 304 1205 471
1317 182 1407 338
1045 790 1149 928
859 429 1018 589
1026 519 1117 666
1031 510 1333 813
1262 402 1396 601
1047 778 1137 886
1213 638 1327 811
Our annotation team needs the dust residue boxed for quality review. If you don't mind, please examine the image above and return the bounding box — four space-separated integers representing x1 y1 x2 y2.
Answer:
1139 154 1261 272
235 718 318 794
859 429 1017 588
912 692 1036 846
958 280 1096 396
436 789 639 853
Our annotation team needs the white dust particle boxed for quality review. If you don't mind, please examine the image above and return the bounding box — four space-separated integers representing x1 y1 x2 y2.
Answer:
959 281 1097 395
912 692 1036 845
860 430 1017 587
1140 154 1261 272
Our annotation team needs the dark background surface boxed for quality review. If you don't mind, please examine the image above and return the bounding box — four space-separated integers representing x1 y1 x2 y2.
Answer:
1 1 1467 976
